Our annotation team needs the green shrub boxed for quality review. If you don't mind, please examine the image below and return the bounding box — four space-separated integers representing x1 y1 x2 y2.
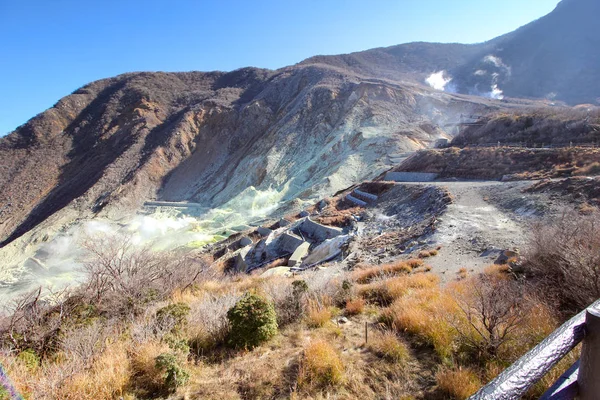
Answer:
227 293 278 349
17 348 40 371
156 303 190 333
155 353 190 392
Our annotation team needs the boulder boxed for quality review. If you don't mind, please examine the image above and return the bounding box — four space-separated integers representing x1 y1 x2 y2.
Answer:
235 245 252 272
302 235 350 267
261 267 292 277
495 249 519 264
238 236 253 248
257 226 273 237
277 232 305 253
288 241 310 267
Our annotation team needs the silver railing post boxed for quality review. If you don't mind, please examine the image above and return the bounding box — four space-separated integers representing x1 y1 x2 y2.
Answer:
579 305 600 399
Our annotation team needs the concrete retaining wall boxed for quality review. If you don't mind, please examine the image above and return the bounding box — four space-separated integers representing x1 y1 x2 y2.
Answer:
144 201 205 208
346 194 367 207
299 218 344 242
384 172 438 182
353 189 378 202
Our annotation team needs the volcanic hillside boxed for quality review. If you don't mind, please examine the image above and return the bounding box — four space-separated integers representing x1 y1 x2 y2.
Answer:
302 0 600 105
0 66 531 250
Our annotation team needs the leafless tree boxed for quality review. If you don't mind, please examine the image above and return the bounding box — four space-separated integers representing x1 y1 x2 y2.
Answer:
0 286 72 355
451 274 530 360
81 233 208 315
526 209 600 312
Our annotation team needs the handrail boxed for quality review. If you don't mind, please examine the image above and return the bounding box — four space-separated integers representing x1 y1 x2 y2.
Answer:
470 299 600 400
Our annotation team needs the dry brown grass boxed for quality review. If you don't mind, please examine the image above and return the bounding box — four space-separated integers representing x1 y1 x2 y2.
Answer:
298 340 345 388
358 273 440 306
436 366 482 399
345 298 365 316
56 342 131 400
383 286 458 359
306 298 333 328
129 340 171 394
396 146 600 181
368 330 410 364
352 259 422 284
418 249 438 258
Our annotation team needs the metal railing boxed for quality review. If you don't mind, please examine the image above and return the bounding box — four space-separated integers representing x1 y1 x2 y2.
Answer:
446 141 599 149
470 299 600 399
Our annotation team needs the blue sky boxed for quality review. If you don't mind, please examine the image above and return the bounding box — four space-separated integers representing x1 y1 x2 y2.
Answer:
0 0 560 135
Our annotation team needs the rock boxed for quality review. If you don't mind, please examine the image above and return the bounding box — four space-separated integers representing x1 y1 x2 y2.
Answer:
261 267 292 277
257 226 273 237
277 232 305 253
298 210 310 218
288 241 310 267
278 218 291 227
337 317 349 324
235 245 252 272
495 249 519 264
302 235 350 266
316 199 329 211
238 236 253 248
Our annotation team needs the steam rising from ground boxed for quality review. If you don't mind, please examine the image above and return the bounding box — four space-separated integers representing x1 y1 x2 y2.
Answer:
0 184 295 301
425 55 511 100
425 71 453 91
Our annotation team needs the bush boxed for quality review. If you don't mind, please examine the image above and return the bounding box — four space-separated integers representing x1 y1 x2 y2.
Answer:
369 331 410 363
298 340 345 388
81 234 207 316
265 279 309 327
436 366 481 399
155 302 190 334
345 298 365 315
155 353 190 392
226 293 278 349
450 274 531 360
17 349 40 371
187 292 240 354
526 210 600 312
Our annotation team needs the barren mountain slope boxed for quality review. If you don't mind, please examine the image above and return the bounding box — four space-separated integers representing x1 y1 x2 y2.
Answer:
0 65 532 250
301 0 600 105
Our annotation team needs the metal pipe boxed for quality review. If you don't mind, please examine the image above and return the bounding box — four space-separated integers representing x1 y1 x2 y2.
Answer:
470 299 600 400
539 359 579 400
579 306 600 399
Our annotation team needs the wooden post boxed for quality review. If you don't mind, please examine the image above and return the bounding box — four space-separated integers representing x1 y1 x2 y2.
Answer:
579 307 600 399
365 322 368 344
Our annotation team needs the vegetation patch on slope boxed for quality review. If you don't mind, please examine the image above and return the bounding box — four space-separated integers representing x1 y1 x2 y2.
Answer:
394 147 600 180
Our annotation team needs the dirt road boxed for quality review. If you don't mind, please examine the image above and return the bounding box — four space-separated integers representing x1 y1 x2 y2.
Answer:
405 181 536 281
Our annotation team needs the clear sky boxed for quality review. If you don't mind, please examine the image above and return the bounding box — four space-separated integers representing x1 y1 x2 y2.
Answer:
0 0 560 135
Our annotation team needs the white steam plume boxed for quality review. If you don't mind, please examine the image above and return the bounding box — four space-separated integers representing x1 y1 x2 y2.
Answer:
425 71 452 91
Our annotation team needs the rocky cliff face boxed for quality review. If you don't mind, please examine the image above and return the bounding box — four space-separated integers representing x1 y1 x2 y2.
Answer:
1 65 529 250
